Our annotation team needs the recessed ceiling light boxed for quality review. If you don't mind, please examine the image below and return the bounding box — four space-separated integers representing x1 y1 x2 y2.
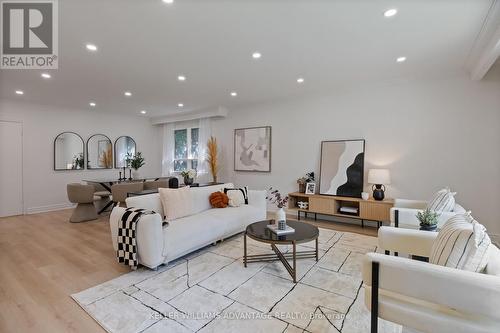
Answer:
162 0 174 4
124 91 132 97
252 52 261 59
15 90 24 95
89 102 96 107
297 77 305 83
177 103 184 108
86 44 97 51
177 75 186 81
41 73 51 79
140 110 147 114
230 92 237 97
384 9 398 17
396 56 407 63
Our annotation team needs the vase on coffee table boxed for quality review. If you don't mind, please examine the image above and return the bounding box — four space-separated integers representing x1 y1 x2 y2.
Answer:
276 207 287 230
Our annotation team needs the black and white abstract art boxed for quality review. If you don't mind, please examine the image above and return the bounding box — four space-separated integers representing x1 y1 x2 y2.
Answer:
234 126 272 172
319 140 365 198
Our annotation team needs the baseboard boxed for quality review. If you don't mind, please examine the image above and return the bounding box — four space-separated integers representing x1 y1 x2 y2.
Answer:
25 203 75 215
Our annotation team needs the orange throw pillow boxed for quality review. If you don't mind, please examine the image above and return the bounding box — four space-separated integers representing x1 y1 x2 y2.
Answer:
210 191 229 208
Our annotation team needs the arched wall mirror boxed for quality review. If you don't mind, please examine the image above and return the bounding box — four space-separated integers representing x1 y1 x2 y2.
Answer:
87 134 113 169
54 132 85 170
114 136 136 168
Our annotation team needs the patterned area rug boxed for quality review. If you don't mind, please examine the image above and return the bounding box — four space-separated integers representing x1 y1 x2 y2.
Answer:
72 228 401 333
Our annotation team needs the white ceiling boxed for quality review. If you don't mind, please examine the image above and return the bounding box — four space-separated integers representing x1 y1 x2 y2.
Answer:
0 0 496 117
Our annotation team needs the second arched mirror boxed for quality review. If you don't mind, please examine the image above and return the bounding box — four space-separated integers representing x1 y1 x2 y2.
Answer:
114 136 136 168
87 134 113 169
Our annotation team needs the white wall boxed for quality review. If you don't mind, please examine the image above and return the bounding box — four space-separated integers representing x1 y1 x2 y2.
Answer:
212 72 500 237
0 101 162 214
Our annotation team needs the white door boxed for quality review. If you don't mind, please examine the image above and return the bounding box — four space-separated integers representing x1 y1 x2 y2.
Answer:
0 121 23 217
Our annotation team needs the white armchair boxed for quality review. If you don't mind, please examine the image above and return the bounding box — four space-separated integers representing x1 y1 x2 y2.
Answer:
390 199 466 229
363 227 500 333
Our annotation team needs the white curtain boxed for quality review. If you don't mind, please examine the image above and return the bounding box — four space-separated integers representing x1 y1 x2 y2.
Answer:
197 117 212 181
162 122 176 176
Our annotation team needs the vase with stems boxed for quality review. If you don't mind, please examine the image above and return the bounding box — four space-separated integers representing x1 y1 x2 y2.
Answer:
267 188 289 230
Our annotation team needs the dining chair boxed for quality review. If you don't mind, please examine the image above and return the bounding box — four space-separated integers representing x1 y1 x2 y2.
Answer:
67 183 98 222
111 182 144 207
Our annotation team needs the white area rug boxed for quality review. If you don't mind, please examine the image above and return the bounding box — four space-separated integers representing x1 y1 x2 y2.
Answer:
72 228 401 333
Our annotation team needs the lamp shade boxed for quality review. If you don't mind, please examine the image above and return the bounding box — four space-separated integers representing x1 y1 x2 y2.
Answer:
368 169 391 185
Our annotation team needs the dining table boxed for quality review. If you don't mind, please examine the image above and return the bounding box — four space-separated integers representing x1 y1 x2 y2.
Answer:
84 176 166 214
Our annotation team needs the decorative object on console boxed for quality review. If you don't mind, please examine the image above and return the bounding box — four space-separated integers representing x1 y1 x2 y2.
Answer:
180 169 196 185
127 152 145 179
361 192 369 200
416 208 438 231
234 126 271 172
209 191 229 208
305 182 316 194
368 168 391 201
319 139 365 198
206 136 219 183
297 171 315 193
297 201 309 209
224 187 249 207
267 188 289 229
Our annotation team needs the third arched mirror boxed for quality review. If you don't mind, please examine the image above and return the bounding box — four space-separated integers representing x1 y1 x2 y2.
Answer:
87 134 113 169
114 136 136 168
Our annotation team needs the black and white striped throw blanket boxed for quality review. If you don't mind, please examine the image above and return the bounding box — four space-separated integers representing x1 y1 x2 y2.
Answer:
117 207 156 270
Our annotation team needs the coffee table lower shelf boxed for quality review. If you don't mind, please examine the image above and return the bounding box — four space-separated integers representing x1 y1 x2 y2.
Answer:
243 233 318 283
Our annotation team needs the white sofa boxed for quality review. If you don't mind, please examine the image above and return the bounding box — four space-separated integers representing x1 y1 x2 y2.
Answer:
390 198 466 229
363 227 500 333
109 183 267 269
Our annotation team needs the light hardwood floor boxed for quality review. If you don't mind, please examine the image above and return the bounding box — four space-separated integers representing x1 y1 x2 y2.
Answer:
0 209 377 332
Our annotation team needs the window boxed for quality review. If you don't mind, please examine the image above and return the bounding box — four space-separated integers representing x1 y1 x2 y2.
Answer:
174 127 199 171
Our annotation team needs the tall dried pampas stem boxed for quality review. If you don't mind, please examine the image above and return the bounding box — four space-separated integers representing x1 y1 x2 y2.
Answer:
207 136 219 183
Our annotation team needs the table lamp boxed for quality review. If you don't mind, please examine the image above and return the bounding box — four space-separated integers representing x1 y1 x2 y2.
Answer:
368 169 391 201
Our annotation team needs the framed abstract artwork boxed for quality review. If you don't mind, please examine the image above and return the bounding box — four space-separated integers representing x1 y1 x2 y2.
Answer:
319 139 365 198
234 126 272 172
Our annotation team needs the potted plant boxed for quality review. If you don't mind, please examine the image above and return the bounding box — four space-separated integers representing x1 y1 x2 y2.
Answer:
127 152 145 179
297 171 315 193
207 136 219 183
180 169 196 185
267 188 289 230
416 208 438 231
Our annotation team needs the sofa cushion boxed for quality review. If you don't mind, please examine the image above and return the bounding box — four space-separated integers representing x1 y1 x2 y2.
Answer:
209 191 229 208
427 188 456 213
159 186 192 220
485 245 500 276
430 213 491 272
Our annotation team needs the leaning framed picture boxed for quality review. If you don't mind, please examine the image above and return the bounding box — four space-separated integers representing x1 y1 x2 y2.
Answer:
234 126 272 172
319 139 365 198
305 182 316 194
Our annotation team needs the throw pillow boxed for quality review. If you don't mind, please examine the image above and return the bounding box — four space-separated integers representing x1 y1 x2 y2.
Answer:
209 191 229 208
430 213 491 272
224 187 248 207
158 186 192 221
427 187 456 213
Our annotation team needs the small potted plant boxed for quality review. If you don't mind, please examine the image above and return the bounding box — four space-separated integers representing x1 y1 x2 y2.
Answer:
180 169 196 185
267 188 289 230
416 208 438 231
297 171 315 193
127 152 145 179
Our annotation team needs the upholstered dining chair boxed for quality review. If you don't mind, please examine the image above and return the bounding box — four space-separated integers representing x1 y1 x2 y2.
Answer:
67 183 98 222
111 182 144 207
143 179 169 190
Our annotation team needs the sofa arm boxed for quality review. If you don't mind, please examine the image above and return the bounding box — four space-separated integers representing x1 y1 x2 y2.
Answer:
378 226 437 257
248 190 266 212
390 207 422 228
363 252 500 320
110 207 166 269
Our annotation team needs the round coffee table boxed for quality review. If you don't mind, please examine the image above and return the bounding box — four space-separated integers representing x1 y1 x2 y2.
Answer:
244 220 319 282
